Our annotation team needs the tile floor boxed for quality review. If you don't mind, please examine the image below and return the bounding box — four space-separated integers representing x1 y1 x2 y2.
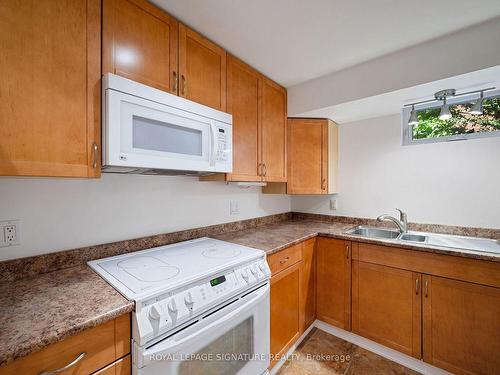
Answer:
276 328 420 375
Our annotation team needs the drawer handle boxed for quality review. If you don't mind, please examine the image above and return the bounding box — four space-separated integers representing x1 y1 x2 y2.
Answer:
38 352 86 375
279 256 290 264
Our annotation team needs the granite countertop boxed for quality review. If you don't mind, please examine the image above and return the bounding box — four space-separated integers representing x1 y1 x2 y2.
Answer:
215 219 500 262
0 265 133 367
1 216 498 367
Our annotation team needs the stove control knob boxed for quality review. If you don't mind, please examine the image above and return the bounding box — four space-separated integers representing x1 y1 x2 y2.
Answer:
184 292 194 308
241 269 250 283
149 305 161 320
168 298 177 314
250 265 258 275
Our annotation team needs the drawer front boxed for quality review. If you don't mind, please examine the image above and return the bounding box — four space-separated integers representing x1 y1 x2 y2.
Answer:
268 243 302 275
0 314 131 375
93 354 131 375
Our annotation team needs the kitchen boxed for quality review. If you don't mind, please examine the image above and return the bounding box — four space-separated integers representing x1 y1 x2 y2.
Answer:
1 1 500 374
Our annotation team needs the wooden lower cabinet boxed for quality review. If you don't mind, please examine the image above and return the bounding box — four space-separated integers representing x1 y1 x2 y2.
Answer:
316 238 351 330
352 261 421 358
299 238 316 332
0 314 131 375
423 275 500 375
270 262 300 368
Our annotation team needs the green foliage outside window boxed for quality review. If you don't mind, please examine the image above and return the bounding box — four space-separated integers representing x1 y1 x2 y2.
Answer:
412 97 500 140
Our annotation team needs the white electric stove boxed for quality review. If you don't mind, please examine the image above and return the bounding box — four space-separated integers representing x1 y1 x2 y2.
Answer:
89 237 271 375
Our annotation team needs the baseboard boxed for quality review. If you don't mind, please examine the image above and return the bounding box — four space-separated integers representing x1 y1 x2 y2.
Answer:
314 320 452 375
268 323 316 375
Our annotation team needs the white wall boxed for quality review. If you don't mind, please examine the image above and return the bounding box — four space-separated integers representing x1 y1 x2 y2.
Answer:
288 17 500 116
292 114 500 229
0 175 291 260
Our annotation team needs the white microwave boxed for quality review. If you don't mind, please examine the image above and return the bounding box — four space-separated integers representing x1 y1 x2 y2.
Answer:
102 74 232 175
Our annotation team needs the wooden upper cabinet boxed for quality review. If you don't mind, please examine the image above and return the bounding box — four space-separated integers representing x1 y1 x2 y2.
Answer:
287 118 338 194
226 55 261 181
352 261 422 358
0 0 101 177
316 238 351 330
261 78 287 182
423 275 500 375
103 0 178 93
179 24 226 111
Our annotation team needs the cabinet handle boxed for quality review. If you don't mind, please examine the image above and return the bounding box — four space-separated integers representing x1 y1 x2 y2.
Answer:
263 163 267 177
38 352 86 375
322 178 326 190
258 163 262 176
279 256 290 264
345 245 349 259
181 74 187 95
92 142 98 169
424 280 428 298
173 71 178 92
415 278 419 295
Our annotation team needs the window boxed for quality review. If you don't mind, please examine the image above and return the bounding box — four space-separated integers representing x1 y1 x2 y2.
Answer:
402 91 500 145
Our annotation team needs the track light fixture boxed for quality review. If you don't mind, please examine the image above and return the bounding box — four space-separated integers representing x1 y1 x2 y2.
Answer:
404 87 495 125
435 89 455 121
408 105 418 125
469 91 484 115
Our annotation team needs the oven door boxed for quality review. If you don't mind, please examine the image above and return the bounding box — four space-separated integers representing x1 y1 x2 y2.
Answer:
105 89 222 172
134 284 269 375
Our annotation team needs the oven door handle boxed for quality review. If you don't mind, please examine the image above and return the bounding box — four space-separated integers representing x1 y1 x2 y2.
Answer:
142 284 269 363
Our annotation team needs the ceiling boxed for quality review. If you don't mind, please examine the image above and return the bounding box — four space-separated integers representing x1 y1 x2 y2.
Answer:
152 0 500 87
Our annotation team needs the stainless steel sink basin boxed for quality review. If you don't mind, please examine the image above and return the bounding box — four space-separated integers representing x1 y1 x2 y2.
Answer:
345 226 400 239
345 225 500 254
399 233 427 243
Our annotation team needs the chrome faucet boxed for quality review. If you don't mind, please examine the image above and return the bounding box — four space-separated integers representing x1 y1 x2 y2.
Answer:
377 208 408 233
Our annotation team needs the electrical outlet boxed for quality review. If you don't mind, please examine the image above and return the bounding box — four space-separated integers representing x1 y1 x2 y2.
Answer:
0 220 21 247
330 198 338 211
230 201 240 215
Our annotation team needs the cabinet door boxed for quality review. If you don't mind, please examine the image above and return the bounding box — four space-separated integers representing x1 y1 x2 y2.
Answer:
270 263 300 368
0 0 100 177
179 24 226 111
316 238 351 330
299 239 316 332
287 119 327 194
352 261 421 358
261 78 287 182
226 55 261 181
423 275 500 375
103 0 178 93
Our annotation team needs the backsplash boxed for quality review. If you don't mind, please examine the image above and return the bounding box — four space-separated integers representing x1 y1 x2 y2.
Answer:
2 211 499 282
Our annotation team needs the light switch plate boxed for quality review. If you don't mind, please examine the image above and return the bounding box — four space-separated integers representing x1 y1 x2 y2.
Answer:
330 198 338 211
230 201 240 215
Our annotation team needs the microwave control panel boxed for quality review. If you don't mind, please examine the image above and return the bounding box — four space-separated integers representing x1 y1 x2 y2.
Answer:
215 126 229 162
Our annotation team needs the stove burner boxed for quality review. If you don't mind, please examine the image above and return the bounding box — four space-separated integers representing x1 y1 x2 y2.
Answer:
117 256 180 282
202 246 242 259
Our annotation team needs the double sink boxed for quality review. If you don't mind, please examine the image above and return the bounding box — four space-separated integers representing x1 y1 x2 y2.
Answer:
345 225 500 254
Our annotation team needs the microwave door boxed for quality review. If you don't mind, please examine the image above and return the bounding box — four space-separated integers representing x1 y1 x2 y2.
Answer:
107 90 214 172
